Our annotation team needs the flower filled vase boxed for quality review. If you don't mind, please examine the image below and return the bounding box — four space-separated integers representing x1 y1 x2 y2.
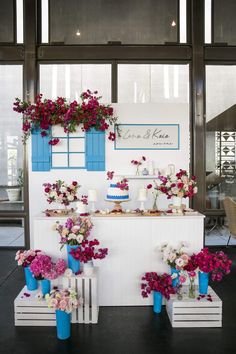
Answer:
24 266 38 291
171 267 180 287
198 271 209 295
153 291 163 313
40 279 51 297
56 310 71 340
83 260 94 276
172 196 182 208
67 245 80 274
188 276 196 298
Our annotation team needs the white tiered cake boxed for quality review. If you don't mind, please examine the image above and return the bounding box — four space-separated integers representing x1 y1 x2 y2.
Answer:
106 177 129 201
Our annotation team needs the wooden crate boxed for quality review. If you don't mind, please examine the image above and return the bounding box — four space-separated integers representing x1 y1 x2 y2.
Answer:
166 286 222 328
14 268 99 326
62 268 99 324
14 287 56 326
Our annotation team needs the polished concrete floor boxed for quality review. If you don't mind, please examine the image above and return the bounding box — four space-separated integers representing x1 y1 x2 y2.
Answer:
0 248 236 354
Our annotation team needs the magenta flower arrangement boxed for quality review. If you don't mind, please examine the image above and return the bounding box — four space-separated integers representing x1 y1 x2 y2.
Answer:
30 253 66 280
69 238 108 263
131 156 146 175
141 272 176 300
43 180 80 206
45 287 81 313
13 90 117 144
157 169 197 199
184 248 232 281
15 249 41 267
54 216 93 248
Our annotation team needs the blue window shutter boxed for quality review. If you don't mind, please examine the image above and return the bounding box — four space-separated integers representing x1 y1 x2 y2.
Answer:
86 128 105 171
31 129 51 171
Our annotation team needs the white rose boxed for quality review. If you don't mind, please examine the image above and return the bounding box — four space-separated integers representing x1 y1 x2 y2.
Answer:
175 258 185 267
67 195 74 201
193 186 198 194
50 191 57 198
76 234 84 243
68 233 77 240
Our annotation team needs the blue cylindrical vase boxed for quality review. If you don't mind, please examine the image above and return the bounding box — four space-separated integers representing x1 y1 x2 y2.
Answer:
56 310 71 340
41 279 51 296
198 271 209 294
67 245 80 273
24 266 38 291
171 267 180 287
153 291 163 313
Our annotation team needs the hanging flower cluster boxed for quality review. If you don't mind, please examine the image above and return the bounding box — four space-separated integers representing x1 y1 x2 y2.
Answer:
69 239 108 263
29 253 66 280
154 169 197 199
43 180 80 206
46 287 81 313
54 216 93 248
15 249 41 267
13 90 117 144
141 272 176 300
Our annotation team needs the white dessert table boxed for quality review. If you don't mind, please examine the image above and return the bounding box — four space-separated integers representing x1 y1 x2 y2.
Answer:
33 213 205 306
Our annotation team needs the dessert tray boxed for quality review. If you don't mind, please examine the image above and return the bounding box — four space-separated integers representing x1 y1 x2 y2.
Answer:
43 208 76 217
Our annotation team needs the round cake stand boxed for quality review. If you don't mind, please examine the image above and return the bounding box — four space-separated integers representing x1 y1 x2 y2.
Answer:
105 199 130 212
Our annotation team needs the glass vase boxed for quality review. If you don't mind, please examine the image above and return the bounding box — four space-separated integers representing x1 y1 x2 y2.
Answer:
188 276 195 299
152 195 158 210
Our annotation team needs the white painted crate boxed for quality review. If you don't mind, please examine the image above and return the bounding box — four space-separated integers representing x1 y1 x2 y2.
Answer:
14 286 56 326
62 267 99 324
14 268 99 326
166 286 222 328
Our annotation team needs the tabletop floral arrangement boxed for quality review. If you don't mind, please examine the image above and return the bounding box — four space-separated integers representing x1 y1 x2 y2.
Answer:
147 180 162 210
141 272 176 300
54 216 93 249
69 238 108 263
131 156 146 175
13 90 117 144
43 180 80 206
15 249 41 267
30 253 66 280
46 287 81 313
157 169 197 200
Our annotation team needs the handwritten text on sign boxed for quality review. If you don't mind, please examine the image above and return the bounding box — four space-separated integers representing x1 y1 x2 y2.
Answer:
115 124 180 150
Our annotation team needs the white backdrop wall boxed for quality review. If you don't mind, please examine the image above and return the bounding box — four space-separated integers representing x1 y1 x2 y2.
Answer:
29 103 189 246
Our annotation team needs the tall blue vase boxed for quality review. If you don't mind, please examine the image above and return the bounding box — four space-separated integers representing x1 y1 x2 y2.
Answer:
198 271 209 294
67 245 80 273
56 310 71 340
24 266 38 291
171 267 180 287
40 279 51 296
153 291 163 313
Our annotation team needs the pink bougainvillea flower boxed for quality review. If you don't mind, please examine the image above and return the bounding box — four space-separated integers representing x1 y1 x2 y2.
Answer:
108 132 116 141
48 138 60 146
107 171 114 180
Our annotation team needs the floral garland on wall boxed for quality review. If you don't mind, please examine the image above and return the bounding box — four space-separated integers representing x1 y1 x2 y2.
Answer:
13 90 117 144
